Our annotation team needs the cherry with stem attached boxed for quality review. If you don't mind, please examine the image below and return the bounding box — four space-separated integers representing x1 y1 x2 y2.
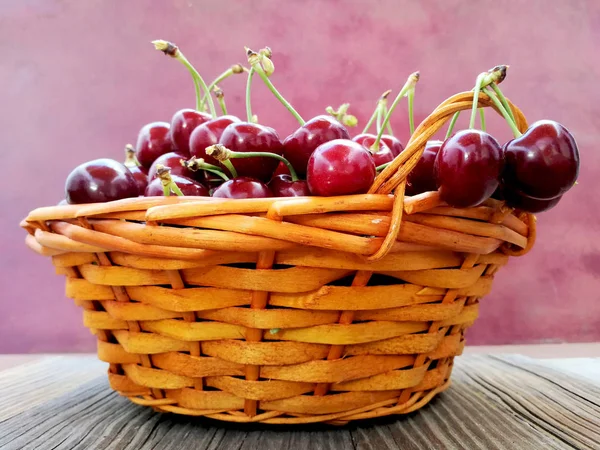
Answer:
145 164 209 197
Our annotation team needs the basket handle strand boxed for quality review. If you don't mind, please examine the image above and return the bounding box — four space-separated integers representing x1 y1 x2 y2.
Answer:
366 90 533 261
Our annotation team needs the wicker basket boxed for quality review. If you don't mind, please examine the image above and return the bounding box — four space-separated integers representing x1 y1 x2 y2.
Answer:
22 91 536 425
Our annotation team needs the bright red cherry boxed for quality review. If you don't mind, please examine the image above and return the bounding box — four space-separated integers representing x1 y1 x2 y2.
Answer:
135 122 173 168
218 122 283 182
503 120 579 200
145 174 209 197
189 115 241 165
307 139 377 196
434 130 503 208
382 135 404 157
148 152 201 181
352 133 394 166
503 186 562 213
268 174 310 197
406 140 442 196
211 177 273 199
65 159 139 204
170 109 211 155
283 115 350 177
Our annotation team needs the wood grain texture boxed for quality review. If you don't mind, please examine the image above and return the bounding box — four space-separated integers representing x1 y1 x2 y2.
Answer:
0 354 598 449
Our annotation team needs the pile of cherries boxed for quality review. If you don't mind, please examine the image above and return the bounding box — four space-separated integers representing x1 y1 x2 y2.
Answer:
63 42 579 215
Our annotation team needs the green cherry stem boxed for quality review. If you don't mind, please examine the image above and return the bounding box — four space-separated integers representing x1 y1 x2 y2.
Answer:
363 91 391 134
479 108 486 132
245 67 255 122
152 40 216 118
156 165 184 196
247 48 305 126
490 82 516 124
407 87 415 135
469 73 487 129
207 144 299 181
482 87 522 138
445 112 460 139
182 157 230 181
376 102 383 134
376 162 390 172
371 72 419 152
214 87 227 115
200 64 246 110
221 159 238 178
384 104 394 135
124 144 141 168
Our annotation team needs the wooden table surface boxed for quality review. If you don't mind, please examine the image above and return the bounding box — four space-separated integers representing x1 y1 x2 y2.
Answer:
0 348 599 450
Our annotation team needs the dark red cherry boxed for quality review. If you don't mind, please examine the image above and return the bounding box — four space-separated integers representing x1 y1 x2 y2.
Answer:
283 115 350 177
307 139 377 196
218 122 283 182
502 120 579 200
189 115 241 165
127 166 149 195
211 177 273 199
406 140 442 196
144 174 209 197
148 152 201 181
434 130 503 208
65 159 139 204
268 174 310 197
352 133 394 166
382 135 404 157
272 161 290 177
135 122 173 168
503 186 562 213
170 109 211 155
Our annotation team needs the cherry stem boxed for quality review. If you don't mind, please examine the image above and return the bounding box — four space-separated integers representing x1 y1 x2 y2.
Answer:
246 67 255 122
376 103 383 134
207 144 299 181
376 162 390 172
156 165 184 196
469 73 487 129
445 112 460 139
221 159 238 178
182 157 230 181
479 108 486 132
482 87 522 137
371 72 419 152
214 87 227 115
124 144 141 167
204 167 230 181
407 88 415 135
490 82 516 124
384 104 394 135
363 91 391 134
200 64 246 110
179 55 217 119
249 53 305 126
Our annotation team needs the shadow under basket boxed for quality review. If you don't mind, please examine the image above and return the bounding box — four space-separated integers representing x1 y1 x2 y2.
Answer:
21 91 537 425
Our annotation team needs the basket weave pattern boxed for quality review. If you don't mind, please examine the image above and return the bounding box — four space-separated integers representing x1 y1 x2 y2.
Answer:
22 92 535 425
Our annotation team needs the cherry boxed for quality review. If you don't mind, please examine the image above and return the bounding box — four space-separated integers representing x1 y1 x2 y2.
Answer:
211 177 273 199
381 135 404 157
503 186 562 213
307 139 376 196
148 152 201 181
352 133 395 166
170 109 211 155
123 144 149 195
65 159 139 204
268 174 310 197
135 122 173 168
282 115 350 177
145 173 209 197
218 122 283 181
406 140 442 196
189 115 241 165
272 161 290 177
502 120 579 200
434 130 503 208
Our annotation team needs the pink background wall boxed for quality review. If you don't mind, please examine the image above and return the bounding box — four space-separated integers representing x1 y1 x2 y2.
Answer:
1 0 599 353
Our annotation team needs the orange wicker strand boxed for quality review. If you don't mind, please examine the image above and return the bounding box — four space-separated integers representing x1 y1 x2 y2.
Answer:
21 88 540 424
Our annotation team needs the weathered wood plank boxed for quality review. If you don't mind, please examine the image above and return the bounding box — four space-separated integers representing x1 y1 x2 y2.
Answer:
0 355 598 449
